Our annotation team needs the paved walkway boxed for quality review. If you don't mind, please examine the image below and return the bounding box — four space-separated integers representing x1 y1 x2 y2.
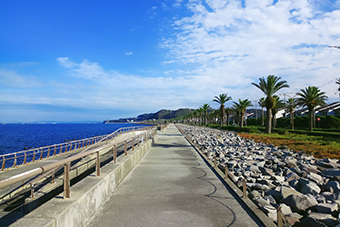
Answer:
87 124 264 227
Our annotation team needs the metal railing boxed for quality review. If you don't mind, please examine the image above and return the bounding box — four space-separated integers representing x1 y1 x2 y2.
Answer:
0 125 150 171
0 125 159 215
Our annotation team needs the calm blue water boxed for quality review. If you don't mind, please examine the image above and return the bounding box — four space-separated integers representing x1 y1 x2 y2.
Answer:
0 123 149 155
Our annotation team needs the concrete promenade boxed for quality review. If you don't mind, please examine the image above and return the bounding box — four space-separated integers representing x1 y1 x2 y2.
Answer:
87 124 264 227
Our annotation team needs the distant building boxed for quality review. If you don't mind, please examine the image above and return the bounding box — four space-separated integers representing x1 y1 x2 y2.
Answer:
287 102 340 118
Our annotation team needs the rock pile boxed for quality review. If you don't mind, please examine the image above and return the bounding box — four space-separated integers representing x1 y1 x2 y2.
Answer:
178 124 340 227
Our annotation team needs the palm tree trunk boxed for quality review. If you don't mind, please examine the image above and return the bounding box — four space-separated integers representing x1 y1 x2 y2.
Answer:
266 108 272 134
261 107 264 126
240 114 244 128
309 108 313 132
290 110 294 130
221 105 225 126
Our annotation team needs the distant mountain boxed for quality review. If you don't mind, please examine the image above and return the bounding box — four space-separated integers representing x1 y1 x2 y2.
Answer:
104 108 194 123
137 108 194 121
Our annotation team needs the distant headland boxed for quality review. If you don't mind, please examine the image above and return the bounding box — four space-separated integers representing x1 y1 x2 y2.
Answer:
103 108 194 123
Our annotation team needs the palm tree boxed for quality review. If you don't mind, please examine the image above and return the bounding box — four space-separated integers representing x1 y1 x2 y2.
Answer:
191 109 199 125
271 96 285 129
225 107 233 126
258 97 266 126
285 98 297 130
252 75 289 133
201 104 210 125
233 99 253 128
296 86 327 132
212 109 220 125
197 107 204 125
336 78 340 93
213 94 232 126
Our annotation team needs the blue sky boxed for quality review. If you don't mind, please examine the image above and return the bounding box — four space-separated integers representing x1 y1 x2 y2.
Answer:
1 0 340 123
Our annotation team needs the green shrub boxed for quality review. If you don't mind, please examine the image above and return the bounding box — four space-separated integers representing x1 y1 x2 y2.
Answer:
320 115 340 129
277 128 289 135
249 126 261 133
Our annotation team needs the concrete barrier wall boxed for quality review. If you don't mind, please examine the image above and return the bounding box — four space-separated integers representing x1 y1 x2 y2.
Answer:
10 135 155 227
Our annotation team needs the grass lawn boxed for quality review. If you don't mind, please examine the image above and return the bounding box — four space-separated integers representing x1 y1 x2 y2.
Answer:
237 132 340 160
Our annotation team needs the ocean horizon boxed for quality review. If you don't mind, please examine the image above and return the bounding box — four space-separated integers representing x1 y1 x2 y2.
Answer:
0 123 150 156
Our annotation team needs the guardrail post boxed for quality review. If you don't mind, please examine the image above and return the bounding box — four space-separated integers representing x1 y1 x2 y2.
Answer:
47 147 50 158
137 136 140 147
277 206 283 227
53 145 57 156
124 140 127 156
13 153 17 168
30 183 34 199
64 162 71 199
52 170 55 184
2 157 7 170
96 151 100 176
23 152 27 165
39 148 43 160
32 150 36 162
243 178 247 198
132 138 134 151
113 145 117 164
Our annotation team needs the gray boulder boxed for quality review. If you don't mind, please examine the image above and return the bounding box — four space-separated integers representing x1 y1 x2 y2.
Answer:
281 194 318 214
326 181 340 193
307 172 324 185
315 203 338 214
284 213 302 226
308 212 339 227
293 217 327 227
280 203 292 215
259 167 274 176
248 190 261 200
285 172 300 182
253 197 270 207
300 181 321 196
260 204 277 221
249 165 261 173
320 192 338 203
280 186 303 201
322 168 340 177
264 195 276 205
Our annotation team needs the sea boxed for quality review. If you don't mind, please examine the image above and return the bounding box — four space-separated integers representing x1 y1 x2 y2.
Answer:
0 123 150 155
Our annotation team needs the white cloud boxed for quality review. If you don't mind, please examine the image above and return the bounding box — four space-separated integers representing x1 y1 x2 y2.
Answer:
0 69 41 88
161 0 340 102
57 57 76 68
125 51 133 55
55 58 213 111
57 57 109 79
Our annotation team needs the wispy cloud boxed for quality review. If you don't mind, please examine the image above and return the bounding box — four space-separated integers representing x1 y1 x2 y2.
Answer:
161 0 340 101
125 51 133 55
0 69 42 88
55 58 211 111
57 57 109 79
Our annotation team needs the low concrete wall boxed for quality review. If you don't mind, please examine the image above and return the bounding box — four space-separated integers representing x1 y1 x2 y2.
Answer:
9 134 156 227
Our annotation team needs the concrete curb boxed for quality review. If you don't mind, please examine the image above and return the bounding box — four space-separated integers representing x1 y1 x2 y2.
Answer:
8 135 156 227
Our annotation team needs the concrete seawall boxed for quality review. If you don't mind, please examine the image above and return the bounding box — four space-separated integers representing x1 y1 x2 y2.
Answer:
8 130 161 227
